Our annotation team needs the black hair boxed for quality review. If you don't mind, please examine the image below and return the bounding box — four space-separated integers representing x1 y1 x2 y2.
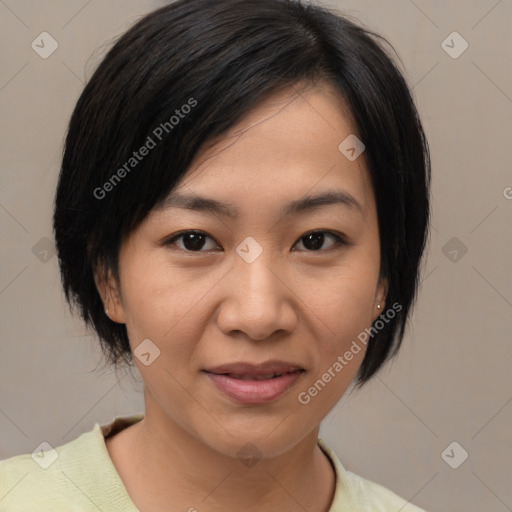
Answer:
53 0 430 387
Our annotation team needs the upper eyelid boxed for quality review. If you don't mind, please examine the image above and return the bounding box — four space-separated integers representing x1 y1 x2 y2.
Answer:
164 230 219 246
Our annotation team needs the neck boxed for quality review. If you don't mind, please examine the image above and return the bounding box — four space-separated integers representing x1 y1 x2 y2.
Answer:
111 399 336 511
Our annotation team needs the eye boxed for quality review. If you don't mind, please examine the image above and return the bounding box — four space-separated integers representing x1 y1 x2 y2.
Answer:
163 230 220 252
162 229 347 253
293 230 346 252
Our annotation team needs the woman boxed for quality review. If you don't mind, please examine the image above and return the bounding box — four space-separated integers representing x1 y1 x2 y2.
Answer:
0 0 430 510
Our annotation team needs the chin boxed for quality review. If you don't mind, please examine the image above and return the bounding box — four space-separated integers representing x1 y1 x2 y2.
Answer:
196 418 316 462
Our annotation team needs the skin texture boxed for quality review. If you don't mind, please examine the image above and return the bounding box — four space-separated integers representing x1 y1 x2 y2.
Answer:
98 79 387 512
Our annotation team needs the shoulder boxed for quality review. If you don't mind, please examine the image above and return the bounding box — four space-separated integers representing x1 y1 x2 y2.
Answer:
344 469 428 511
0 433 90 511
318 437 428 512
0 416 142 512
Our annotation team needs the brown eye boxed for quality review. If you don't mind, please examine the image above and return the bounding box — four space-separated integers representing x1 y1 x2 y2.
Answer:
164 231 219 252
293 231 345 252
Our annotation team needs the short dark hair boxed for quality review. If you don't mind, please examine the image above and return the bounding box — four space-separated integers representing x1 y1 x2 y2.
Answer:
53 0 430 387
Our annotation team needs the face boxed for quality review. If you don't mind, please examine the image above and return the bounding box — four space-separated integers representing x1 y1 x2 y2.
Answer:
101 80 387 459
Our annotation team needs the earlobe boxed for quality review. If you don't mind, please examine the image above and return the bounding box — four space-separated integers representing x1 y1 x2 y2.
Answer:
373 276 388 321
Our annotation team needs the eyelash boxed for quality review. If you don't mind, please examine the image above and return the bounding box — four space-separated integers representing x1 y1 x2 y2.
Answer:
162 229 348 253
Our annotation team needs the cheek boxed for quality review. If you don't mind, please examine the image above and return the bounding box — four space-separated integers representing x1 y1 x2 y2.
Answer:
118 252 212 345
293 292 371 418
290 253 379 406
296 253 380 343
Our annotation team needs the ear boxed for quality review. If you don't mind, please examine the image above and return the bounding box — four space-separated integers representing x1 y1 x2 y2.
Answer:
94 264 126 324
372 275 388 322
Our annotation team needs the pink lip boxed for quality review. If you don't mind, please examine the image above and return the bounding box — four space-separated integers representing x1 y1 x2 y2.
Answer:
203 361 305 404
204 371 304 404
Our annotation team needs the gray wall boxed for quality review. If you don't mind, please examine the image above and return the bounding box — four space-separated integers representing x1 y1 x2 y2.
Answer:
1 1 511 511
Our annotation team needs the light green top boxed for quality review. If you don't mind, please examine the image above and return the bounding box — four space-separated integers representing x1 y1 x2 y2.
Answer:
0 414 426 511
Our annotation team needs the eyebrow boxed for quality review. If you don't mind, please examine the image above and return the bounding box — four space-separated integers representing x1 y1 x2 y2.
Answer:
159 190 363 219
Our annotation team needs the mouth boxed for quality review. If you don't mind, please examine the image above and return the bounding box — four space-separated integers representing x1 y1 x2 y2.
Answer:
216 372 300 380
202 361 306 404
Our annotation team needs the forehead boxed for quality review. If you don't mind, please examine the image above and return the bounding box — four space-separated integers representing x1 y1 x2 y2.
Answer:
163 80 373 215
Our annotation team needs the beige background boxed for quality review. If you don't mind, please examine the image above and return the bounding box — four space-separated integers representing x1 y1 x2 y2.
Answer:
1 1 511 511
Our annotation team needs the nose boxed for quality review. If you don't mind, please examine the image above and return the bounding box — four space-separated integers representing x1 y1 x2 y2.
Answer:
216 249 298 341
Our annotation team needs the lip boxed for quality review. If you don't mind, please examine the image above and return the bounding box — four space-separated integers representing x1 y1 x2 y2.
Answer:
205 361 304 376
203 361 305 404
